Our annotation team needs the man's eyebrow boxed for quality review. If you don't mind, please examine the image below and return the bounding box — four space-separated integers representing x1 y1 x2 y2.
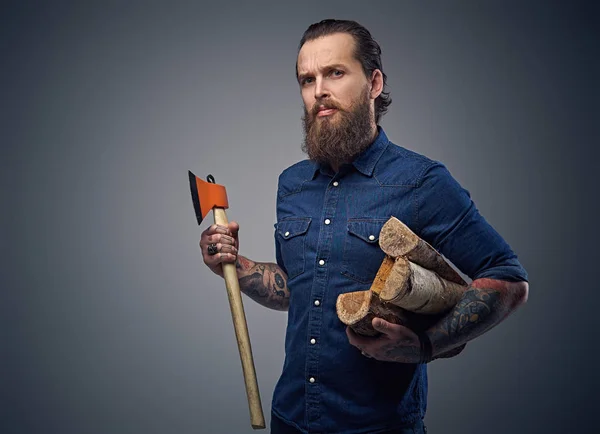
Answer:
323 63 348 71
297 63 348 82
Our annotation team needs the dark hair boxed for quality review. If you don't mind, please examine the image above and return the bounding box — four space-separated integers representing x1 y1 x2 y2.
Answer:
296 19 392 124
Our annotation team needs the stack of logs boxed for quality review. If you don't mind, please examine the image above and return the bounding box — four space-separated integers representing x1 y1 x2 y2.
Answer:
336 216 470 360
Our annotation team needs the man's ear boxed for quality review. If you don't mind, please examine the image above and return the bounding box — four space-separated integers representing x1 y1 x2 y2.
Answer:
370 69 384 100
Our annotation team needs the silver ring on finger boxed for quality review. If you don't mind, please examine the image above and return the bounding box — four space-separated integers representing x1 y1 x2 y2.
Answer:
207 243 218 256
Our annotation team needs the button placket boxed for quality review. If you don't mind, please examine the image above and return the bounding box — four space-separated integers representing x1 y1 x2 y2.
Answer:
305 176 342 429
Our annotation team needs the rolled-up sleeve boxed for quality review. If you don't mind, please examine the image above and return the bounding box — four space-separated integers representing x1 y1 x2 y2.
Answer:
274 222 288 276
416 162 528 282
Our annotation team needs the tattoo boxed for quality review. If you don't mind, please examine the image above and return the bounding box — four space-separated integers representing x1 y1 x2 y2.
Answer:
239 273 268 302
429 287 502 350
275 273 285 289
380 340 420 362
237 259 290 311
236 256 253 270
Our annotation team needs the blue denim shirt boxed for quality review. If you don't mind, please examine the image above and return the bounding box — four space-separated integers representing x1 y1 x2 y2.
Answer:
271 127 528 434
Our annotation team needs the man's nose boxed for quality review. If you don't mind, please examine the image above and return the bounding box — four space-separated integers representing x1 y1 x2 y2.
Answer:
314 77 330 100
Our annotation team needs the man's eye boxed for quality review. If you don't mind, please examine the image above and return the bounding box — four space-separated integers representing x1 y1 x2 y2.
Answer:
331 70 344 77
302 78 314 85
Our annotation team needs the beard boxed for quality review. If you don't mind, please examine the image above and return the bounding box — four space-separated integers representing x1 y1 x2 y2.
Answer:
301 87 375 168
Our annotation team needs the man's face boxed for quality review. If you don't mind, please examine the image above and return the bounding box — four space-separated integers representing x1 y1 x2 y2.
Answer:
297 32 371 121
297 33 377 167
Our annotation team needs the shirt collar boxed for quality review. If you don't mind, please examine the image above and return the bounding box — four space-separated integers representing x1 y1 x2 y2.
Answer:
310 126 390 179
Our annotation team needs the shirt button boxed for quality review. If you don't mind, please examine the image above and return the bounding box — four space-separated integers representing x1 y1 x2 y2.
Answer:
284 231 290 237
318 259 325 266
309 377 316 383
368 235 375 241
324 219 331 225
333 181 339 187
314 300 320 306
310 338 316 344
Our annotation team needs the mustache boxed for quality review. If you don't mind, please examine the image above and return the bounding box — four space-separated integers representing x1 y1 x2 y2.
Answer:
310 101 343 116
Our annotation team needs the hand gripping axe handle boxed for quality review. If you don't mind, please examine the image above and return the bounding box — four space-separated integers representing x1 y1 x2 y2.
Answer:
188 171 265 430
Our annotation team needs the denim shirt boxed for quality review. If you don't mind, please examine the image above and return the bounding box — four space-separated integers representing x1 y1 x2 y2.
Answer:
271 127 528 434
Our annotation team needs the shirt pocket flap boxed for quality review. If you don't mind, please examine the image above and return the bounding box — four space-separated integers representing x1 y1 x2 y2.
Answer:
278 218 311 239
347 220 384 244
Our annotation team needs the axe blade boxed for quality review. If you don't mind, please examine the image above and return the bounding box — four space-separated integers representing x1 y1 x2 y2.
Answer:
188 170 229 224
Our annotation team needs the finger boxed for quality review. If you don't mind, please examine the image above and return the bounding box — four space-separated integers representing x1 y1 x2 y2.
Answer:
207 233 236 246
345 326 356 345
203 241 237 257
216 243 238 254
346 326 368 347
371 318 395 336
228 222 240 249
200 226 226 247
206 224 232 236
217 252 237 263
201 224 221 237
204 249 237 265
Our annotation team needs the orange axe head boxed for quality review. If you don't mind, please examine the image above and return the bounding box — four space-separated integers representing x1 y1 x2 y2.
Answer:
188 171 229 224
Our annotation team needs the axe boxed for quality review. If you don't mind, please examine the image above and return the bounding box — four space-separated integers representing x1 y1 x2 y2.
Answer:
188 171 265 430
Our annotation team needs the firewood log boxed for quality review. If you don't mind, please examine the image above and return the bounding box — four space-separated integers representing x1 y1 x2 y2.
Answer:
336 216 470 359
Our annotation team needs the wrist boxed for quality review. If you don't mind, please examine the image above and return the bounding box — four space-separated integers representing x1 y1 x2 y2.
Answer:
235 255 254 273
416 330 433 364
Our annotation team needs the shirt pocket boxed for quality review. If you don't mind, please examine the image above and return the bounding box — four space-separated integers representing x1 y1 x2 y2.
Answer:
341 218 388 284
276 217 311 280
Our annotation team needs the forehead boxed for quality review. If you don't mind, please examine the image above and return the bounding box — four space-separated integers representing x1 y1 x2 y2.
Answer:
297 33 360 74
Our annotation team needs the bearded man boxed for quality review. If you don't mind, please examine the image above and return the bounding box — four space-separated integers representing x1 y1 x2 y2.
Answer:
200 19 529 434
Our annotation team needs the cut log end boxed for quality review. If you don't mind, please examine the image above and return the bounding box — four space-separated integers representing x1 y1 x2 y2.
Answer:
337 290 410 336
379 216 467 286
336 290 372 327
370 255 395 296
378 217 419 257
378 256 411 304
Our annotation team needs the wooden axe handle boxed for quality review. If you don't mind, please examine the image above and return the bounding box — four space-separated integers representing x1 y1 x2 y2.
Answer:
212 207 265 429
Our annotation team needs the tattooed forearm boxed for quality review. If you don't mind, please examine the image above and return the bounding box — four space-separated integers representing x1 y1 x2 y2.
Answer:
425 279 528 358
427 286 504 356
236 256 290 311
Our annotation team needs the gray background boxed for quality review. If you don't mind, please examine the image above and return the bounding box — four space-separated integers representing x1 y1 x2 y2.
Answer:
2 1 597 433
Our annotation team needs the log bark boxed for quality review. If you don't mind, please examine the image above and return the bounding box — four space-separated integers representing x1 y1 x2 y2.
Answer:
378 217 467 286
379 257 468 314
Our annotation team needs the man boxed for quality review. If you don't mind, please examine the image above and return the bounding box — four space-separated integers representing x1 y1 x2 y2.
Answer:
200 19 528 434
